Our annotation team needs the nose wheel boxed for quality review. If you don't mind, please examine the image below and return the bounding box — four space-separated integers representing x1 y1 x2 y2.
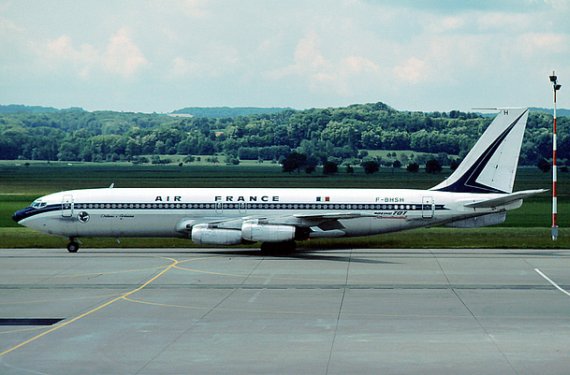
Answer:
67 239 80 253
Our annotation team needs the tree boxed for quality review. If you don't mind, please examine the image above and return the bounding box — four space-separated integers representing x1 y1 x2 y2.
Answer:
282 152 307 173
450 159 460 171
425 159 442 173
361 160 379 174
131 156 149 164
305 164 316 174
225 155 240 165
305 155 319 174
537 158 551 173
406 162 419 172
206 156 219 163
238 147 259 160
392 160 402 169
323 161 338 175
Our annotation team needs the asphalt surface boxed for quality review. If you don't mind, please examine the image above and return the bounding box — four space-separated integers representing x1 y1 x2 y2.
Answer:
1 247 570 375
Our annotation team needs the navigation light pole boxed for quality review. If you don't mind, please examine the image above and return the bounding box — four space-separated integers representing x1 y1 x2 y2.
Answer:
549 71 561 240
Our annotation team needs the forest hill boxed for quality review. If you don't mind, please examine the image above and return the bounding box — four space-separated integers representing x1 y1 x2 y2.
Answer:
0 102 567 168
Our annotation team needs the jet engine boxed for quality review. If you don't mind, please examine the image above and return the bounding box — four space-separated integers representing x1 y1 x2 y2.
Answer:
241 222 296 243
190 221 298 246
191 224 242 245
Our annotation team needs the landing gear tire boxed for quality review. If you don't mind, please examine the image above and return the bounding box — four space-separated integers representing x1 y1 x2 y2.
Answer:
67 241 80 253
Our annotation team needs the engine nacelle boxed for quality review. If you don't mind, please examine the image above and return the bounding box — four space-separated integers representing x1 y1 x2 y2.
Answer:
191 224 242 245
241 222 296 243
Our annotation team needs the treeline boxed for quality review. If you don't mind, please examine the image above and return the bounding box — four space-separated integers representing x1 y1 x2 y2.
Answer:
0 103 568 168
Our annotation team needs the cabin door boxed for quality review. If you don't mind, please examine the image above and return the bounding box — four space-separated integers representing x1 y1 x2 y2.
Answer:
422 196 434 219
61 195 74 218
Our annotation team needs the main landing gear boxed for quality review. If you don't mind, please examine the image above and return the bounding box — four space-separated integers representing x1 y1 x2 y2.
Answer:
67 238 80 253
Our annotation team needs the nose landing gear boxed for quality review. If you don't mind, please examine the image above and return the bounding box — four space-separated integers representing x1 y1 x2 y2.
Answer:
67 238 80 253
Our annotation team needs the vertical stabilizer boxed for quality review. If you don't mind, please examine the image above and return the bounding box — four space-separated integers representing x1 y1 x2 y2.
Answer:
430 108 529 194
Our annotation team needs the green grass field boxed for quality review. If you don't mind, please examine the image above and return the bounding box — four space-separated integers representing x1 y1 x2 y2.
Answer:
1 161 568 249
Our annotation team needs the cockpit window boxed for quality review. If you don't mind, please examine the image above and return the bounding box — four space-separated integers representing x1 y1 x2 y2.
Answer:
31 201 47 209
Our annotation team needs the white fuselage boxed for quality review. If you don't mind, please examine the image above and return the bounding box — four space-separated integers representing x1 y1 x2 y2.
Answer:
17 187 519 241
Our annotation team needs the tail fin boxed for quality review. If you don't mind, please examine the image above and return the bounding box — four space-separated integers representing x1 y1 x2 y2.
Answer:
430 108 529 194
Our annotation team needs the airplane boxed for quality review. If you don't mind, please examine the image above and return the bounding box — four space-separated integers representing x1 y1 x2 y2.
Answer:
13 107 545 253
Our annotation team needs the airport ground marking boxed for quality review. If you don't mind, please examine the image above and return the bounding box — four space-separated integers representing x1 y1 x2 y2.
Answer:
174 263 339 283
122 296 207 311
54 265 169 279
534 268 570 297
0 326 48 336
0 292 123 306
0 256 205 357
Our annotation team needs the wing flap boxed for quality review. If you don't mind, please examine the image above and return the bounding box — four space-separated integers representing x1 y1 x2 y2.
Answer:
293 212 375 220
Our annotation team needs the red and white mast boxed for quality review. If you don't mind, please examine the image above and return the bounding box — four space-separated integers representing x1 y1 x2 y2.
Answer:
549 71 561 240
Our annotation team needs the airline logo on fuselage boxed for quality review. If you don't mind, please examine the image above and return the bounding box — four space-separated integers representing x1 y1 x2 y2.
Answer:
155 196 182 202
215 195 280 202
154 195 281 202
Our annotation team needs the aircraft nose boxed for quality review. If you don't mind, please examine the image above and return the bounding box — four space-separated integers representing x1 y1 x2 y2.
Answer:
12 207 34 223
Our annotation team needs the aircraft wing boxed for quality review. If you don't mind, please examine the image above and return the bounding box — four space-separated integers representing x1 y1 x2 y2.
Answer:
177 212 371 232
463 189 547 209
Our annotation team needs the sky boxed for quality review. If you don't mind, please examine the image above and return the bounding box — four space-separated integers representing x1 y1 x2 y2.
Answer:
1 0 569 113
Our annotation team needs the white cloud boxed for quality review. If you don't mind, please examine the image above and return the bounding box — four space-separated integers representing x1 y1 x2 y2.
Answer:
544 0 570 11
393 57 428 84
294 31 328 72
425 15 466 34
178 0 210 18
170 56 200 77
342 56 380 75
39 28 148 79
267 31 381 96
103 28 149 78
42 35 98 78
167 42 240 80
475 12 533 33
517 32 569 56
0 16 23 35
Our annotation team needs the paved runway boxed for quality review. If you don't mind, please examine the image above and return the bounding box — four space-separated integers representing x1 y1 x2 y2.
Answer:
1 247 570 374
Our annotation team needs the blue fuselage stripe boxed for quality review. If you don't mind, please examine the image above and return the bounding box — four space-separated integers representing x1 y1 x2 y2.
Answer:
14 202 447 221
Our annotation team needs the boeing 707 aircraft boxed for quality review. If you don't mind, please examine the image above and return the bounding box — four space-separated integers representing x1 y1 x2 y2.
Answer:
13 107 545 252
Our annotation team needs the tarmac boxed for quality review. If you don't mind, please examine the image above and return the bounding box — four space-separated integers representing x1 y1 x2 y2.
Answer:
1 247 570 375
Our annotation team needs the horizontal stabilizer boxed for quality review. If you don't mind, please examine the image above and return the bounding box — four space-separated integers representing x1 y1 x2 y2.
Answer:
463 189 547 209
